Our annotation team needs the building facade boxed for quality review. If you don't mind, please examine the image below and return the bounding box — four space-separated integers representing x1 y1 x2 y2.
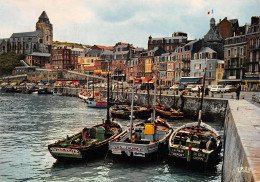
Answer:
245 16 260 89
190 47 219 85
224 35 246 80
0 11 53 55
148 32 188 53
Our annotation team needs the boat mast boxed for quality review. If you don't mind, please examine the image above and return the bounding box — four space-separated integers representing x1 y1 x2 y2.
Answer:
198 57 207 122
92 77 94 100
129 79 135 142
152 61 157 122
106 61 110 122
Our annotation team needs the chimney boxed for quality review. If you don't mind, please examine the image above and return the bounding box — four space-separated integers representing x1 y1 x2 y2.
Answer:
219 19 221 23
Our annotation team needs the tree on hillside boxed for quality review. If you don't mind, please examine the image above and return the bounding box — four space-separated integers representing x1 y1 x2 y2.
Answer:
0 52 24 76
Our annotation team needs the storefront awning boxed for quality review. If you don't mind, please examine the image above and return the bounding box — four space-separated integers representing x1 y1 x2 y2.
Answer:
142 78 150 83
71 81 79 83
62 81 67 83
135 79 141 83
149 79 155 83
218 79 242 82
179 77 202 83
242 77 260 82
94 70 102 74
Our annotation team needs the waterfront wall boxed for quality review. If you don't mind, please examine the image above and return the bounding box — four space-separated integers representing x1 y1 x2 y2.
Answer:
223 100 260 182
129 91 228 122
59 87 228 122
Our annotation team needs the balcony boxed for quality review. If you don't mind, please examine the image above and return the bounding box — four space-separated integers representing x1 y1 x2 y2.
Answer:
252 44 260 50
182 58 190 62
224 64 244 69
181 67 190 72
231 53 239 58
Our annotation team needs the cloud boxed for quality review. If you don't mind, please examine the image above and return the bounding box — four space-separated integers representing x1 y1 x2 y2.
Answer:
0 0 259 48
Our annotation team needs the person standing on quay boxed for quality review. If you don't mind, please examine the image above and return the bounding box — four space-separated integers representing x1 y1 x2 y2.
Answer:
236 84 241 100
180 90 186 112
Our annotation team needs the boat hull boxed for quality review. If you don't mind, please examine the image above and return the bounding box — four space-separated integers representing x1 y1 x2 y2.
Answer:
109 141 159 157
155 107 184 119
168 122 221 163
109 119 173 158
48 141 109 161
53 92 62 96
86 100 107 108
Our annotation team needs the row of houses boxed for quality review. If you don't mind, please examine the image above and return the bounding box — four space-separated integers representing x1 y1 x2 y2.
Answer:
1 11 259 88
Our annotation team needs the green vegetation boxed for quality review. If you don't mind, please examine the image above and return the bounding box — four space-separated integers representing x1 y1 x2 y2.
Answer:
0 52 24 76
53 41 91 49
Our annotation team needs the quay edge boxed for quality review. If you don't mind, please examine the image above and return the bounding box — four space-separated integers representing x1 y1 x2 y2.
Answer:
223 100 260 182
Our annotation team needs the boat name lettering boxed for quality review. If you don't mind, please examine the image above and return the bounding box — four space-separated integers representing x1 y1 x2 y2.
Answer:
193 152 206 157
192 156 205 161
173 148 184 153
50 147 80 154
113 145 143 152
172 148 185 157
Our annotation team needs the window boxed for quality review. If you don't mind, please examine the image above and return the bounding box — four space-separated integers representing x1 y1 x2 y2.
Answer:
218 73 221 79
250 52 253 62
208 72 212 78
255 64 258 72
228 50 231 57
209 64 212 70
249 64 252 72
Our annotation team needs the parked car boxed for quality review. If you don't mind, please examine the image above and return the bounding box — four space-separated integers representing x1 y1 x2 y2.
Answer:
224 85 237 92
210 85 225 93
185 84 195 92
191 85 202 92
170 85 179 90
158 85 169 90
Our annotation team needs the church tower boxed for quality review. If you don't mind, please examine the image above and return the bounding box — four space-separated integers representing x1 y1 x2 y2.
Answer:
36 11 53 53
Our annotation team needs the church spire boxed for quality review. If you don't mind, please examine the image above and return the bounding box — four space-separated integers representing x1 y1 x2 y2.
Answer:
38 11 49 23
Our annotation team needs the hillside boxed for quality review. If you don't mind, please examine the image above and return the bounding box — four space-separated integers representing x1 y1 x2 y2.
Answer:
0 52 24 76
53 41 91 49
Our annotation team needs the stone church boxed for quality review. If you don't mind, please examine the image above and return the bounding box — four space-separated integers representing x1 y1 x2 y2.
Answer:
0 11 53 55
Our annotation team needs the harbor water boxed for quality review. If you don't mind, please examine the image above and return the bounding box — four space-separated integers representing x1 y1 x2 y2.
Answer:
0 93 223 181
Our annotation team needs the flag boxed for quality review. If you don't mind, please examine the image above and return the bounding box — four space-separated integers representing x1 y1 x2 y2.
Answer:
207 9 213 15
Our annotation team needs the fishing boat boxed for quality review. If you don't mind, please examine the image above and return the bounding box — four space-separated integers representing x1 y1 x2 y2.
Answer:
86 78 107 108
168 58 221 163
168 121 221 163
110 105 151 119
48 63 123 161
110 105 131 119
78 91 91 102
109 117 172 158
53 91 63 96
37 84 48 94
48 120 122 161
86 98 107 108
155 105 184 119
52 87 63 96
109 64 173 158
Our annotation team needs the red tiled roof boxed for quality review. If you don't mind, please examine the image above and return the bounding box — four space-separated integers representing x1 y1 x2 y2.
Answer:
92 45 114 50
117 42 135 48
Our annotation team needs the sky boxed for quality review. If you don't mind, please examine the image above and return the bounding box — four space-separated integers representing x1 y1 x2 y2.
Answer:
0 0 259 48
